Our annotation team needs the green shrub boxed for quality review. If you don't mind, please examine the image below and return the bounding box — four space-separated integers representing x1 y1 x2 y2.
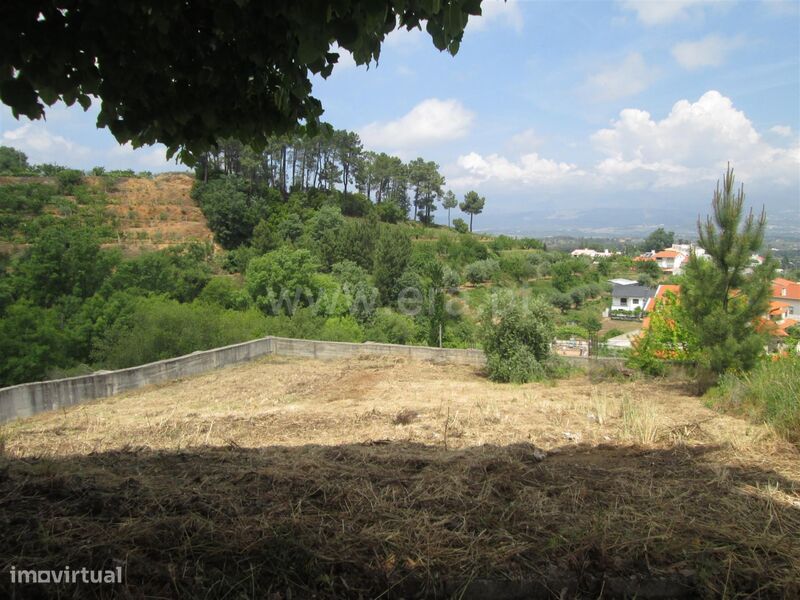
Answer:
197 277 251 310
365 308 418 345
486 343 543 384
452 218 469 234
319 316 364 342
480 292 556 383
707 355 800 445
246 247 319 315
95 297 267 368
464 259 499 284
375 201 405 223
56 169 84 194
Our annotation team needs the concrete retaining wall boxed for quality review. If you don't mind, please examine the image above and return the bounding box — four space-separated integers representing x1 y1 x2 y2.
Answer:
0 336 621 424
0 337 274 423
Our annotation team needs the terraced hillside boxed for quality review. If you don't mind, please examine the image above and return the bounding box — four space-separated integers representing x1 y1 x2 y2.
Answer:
102 173 213 251
0 173 214 256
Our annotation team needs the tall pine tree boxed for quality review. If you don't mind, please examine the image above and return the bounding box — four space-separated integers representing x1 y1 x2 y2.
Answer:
681 165 775 380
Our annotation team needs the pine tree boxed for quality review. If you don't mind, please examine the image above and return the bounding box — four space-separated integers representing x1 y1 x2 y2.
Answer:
681 165 775 380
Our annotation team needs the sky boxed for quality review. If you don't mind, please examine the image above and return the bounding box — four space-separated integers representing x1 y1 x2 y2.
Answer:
2 0 799 235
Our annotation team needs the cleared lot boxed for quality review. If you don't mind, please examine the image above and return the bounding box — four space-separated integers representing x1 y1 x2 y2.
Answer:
1 356 798 598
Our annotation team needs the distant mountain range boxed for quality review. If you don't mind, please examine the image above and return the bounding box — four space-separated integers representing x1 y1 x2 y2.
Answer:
479 205 800 240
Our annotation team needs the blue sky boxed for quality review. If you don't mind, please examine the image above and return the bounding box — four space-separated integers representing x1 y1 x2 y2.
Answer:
2 0 799 234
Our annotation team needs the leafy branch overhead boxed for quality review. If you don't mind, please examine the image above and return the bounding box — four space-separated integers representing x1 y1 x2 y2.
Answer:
0 0 483 162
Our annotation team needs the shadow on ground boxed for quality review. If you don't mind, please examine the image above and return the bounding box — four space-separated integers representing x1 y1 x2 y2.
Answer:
0 441 798 599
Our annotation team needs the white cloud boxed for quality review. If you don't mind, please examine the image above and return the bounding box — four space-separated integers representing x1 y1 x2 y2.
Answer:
1 122 91 164
507 128 543 152
469 0 524 33
590 90 800 187
448 151 579 190
584 53 658 101
672 34 744 70
359 98 474 151
770 125 793 137
618 0 719 25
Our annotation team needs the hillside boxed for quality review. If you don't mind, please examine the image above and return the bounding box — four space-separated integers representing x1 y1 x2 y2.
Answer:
1 356 798 598
102 173 214 251
0 173 213 256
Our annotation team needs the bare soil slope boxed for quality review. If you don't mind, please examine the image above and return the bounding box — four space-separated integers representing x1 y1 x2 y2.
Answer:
1 357 798 598
102 173 214 252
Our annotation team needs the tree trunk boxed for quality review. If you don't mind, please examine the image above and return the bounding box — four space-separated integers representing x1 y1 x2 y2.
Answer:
469 213 473 232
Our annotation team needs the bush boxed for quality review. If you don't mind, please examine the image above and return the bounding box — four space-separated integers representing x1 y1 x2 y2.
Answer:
486 344 544 384
338 192 372 217
56 169 84 194
197 277 251 310
246 247 319 315
708 355 800 445
555 324 589 340
442 266 461 292
365 308 418 345
452 218 469 234
464 259 499 284
375 201 405 223
549 292 573 313
319 316 364 342
480 293 556 383
94 297 268 369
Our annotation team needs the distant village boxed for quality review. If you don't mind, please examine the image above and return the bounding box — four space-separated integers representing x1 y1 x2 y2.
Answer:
568 243 799 353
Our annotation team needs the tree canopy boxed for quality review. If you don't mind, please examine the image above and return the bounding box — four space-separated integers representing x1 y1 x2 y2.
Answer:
459 190 485 232
1 0 482 162
642 227 674 252
681 165 775 379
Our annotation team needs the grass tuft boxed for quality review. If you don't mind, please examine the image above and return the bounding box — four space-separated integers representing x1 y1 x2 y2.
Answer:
708 355 800 446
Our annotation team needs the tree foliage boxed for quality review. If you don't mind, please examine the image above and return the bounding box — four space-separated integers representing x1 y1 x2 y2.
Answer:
373 227 411 305
642 227 675 252
246 247 319 315
459 190 485 232
681 166 775 379
2 1 482 160
0 145 29 175
480 293 556 383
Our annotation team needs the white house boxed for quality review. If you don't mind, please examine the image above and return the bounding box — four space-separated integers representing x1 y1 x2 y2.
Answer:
652 249 688 274
611 283 655 316
670 243 705 258
571 248 616 259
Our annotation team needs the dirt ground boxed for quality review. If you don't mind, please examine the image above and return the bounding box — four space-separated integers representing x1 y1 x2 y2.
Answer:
103 173 215 252
1 356 798 598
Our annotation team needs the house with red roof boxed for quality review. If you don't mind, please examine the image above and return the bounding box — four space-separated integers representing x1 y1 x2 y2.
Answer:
633 246 689 274
771 278 800 316
652 249 687 274
641 282 799 353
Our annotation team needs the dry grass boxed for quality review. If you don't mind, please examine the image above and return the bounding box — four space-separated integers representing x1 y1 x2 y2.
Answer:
1 356 798 598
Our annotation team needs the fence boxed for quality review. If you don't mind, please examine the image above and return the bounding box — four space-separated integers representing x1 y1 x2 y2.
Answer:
0 337 622 424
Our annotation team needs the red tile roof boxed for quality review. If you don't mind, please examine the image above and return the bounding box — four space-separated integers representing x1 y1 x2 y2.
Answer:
643 284 681 313
641 285 681 330
653 250 684 259
769 300 791 316
758 317 799 338
772 278 800 301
